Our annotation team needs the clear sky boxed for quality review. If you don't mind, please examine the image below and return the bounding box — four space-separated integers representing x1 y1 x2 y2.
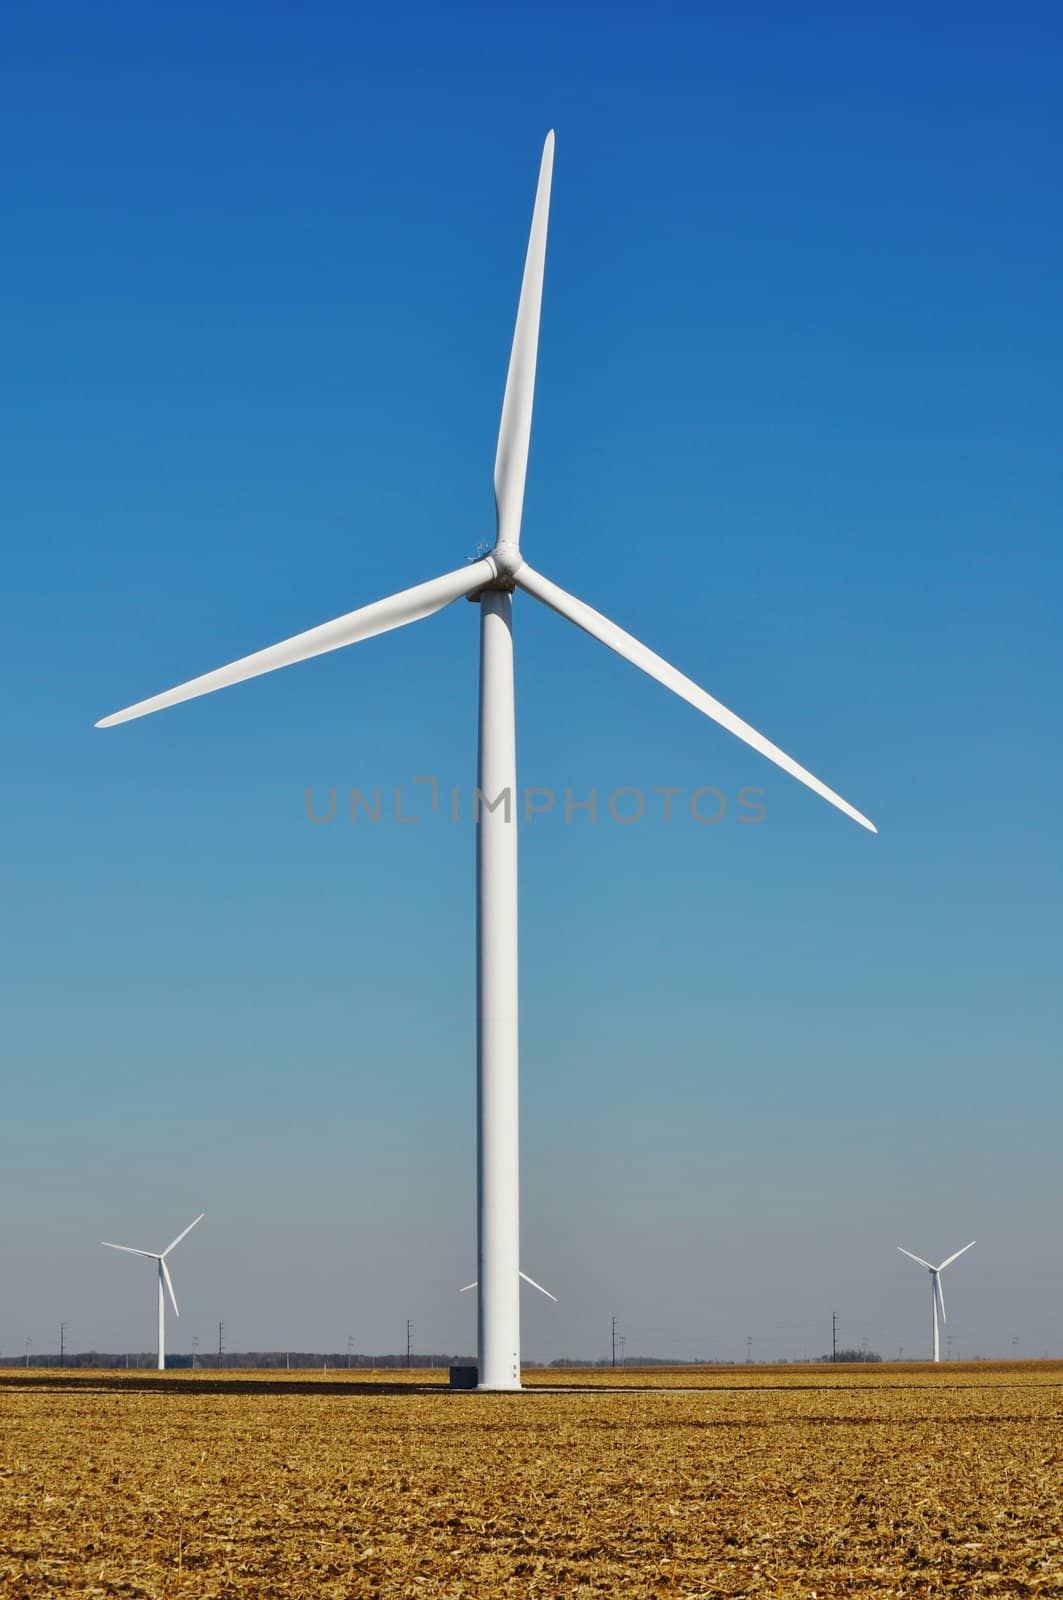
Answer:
1 2 1060 1364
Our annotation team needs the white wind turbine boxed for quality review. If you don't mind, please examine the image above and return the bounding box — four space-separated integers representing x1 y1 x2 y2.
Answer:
897 1240 976 1362
96 132 875 1390
101 1214 204 1370
460 1271 558 1303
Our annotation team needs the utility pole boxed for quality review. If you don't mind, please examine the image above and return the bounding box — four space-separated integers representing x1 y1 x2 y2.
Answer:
406 1320 413 1369
217 1322 224 1369
746 1335 753 1364
60 1322 67 1368
832 1312 838 1364
611 1315 617 1368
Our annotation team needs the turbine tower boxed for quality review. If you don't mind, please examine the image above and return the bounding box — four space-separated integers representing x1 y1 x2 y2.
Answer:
897 1241 975 1362
96 134 875 1391
101 1214 204 1370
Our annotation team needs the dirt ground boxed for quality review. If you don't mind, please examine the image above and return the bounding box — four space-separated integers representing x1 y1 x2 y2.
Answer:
1 1363 1060 1597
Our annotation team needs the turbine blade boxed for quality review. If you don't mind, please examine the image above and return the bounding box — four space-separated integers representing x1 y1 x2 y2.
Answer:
101 1243 159 1259
897 1247 934 1269
96 560 497 728
459 1282 477 1293
161 1213 205 1257
934 1272 947 1325
160 1257 179 1317
516 565 876 832
937 1240 976 1272
520 1270 558 1303
494 132 555 549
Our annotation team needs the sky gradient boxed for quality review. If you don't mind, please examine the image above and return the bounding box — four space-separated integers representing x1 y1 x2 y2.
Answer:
1 2 1060 1363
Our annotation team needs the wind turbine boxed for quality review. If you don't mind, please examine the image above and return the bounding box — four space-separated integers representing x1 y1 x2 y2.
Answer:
460 1271 558 1303
101 1214 204 1370
897 1241 975 1362
96 132 875 1391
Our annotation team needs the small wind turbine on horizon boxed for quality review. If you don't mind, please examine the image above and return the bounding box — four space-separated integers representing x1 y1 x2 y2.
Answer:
101 1214 204 1371
96 132 875 1390
460 1271 558 1303
897 1240 975 1362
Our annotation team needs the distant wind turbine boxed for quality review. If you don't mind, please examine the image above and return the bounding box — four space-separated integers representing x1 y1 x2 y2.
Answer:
897 1240 975 1362
461 1271 558 1303
96 133 875 1390
102 1214 204 1370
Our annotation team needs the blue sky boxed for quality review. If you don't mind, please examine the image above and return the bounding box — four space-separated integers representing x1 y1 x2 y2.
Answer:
1 1 1060 1362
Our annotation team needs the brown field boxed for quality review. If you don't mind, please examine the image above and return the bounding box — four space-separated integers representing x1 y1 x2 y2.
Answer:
1 1363 1060 1597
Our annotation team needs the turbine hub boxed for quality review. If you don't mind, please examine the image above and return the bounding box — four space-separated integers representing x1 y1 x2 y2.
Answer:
491 542 523 580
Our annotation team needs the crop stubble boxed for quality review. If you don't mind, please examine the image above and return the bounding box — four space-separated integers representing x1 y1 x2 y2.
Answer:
1 1364 1060 1598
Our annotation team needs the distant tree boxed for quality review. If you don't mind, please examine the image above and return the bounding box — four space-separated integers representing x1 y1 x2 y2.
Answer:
819 1348 883 1363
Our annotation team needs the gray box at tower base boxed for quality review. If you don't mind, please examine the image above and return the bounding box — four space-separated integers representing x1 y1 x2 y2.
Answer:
449 1364 478 1390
